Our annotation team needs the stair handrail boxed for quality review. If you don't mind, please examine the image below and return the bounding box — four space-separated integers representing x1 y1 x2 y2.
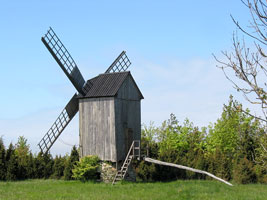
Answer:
120 141 135 171
112 140 141 184
133 140 140 159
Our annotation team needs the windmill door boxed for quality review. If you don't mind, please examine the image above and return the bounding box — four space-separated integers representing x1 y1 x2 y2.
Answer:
125 128 133 154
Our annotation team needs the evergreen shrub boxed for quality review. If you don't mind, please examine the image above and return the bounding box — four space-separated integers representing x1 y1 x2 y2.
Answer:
72 155 100 182
233 157 257 184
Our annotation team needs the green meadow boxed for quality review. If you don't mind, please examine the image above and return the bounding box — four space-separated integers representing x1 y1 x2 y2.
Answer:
0 180 266 200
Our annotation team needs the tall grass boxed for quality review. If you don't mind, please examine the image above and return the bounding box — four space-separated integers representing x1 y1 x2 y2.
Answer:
0 180 266 200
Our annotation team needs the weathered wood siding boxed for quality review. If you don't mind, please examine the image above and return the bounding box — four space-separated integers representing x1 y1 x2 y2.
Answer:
115 76 142 161
79 97 116 162
79 74 142 162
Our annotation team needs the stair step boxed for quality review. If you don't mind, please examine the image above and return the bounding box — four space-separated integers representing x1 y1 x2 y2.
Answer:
112 140 141 185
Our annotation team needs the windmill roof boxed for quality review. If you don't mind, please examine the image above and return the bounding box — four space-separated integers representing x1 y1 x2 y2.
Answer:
80 71 143 99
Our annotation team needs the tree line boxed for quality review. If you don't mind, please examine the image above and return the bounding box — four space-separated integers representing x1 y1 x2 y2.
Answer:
134 96 266 184
0 96 266 184
0 137 79 181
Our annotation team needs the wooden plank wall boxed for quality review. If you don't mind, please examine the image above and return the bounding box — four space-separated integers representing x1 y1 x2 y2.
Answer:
79 97 116 162
115 76 142 161
79 74 142 162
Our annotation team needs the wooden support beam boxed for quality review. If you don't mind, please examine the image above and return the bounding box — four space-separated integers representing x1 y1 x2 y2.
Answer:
144 157 233 186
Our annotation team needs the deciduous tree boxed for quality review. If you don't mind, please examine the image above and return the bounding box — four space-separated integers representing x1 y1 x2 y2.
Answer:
214 0 267 171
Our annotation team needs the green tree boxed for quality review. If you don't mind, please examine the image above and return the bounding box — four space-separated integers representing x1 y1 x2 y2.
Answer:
153 114 207 181
6 143 18 181
43 153 54 179
185 128 207 179
157 116 205 164
233 157 257 184
52 155 66 179
157 114 184 157
254 133 267 183
206 96 263 180
33 152 54 179
207 97 240 157
64 146 79 180
141 122 158 158
34 152 45 178
15 136 30 179
0 137 6 180
214 0 267 170
26 152 35 179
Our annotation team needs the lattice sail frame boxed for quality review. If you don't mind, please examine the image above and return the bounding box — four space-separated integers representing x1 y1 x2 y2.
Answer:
39 27 132 154
42 27 85 94
38 94 78 154
105 51 131 73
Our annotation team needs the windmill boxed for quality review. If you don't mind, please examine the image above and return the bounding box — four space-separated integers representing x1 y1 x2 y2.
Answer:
36 28 235 186
38 28 143 170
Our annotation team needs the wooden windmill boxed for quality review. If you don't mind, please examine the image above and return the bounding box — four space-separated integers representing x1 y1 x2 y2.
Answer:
38 28 143 173
36 28 235 186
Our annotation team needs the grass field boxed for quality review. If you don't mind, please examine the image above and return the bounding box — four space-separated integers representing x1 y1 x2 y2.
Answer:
0 180 266 200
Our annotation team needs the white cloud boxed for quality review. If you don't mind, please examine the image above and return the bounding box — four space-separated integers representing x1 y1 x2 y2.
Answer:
133 56 263 127
0 55 264 156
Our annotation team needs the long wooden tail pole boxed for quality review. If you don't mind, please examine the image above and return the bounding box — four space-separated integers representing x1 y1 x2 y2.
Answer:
144 157 233 186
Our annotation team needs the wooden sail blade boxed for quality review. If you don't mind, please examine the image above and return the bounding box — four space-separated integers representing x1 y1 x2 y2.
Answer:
42 27 85 95
38 94 79 154
105 51 131 73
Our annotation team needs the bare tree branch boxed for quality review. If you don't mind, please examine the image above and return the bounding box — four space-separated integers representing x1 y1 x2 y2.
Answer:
215 0 267 167
214 29 267 122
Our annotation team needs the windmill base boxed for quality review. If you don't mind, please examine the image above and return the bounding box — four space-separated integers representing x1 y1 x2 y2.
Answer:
100 161 136 183
100 162 117 183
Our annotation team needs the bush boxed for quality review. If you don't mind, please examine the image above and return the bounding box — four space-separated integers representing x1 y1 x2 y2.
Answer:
255 164 267 184
135 161 156 181
72 155 100 182
233 157 257 184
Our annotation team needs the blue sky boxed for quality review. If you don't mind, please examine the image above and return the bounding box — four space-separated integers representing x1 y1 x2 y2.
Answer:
0 1 258 155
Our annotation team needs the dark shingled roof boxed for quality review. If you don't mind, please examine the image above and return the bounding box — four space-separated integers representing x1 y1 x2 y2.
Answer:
80 71 143 99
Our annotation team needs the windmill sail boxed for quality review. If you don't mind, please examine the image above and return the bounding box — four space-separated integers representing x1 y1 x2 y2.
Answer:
42 27 85 95
38 94 79 154
38 28 133 154
105 51 131 73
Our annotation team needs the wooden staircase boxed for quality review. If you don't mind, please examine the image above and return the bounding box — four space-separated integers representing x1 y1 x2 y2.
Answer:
112 140 140 185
